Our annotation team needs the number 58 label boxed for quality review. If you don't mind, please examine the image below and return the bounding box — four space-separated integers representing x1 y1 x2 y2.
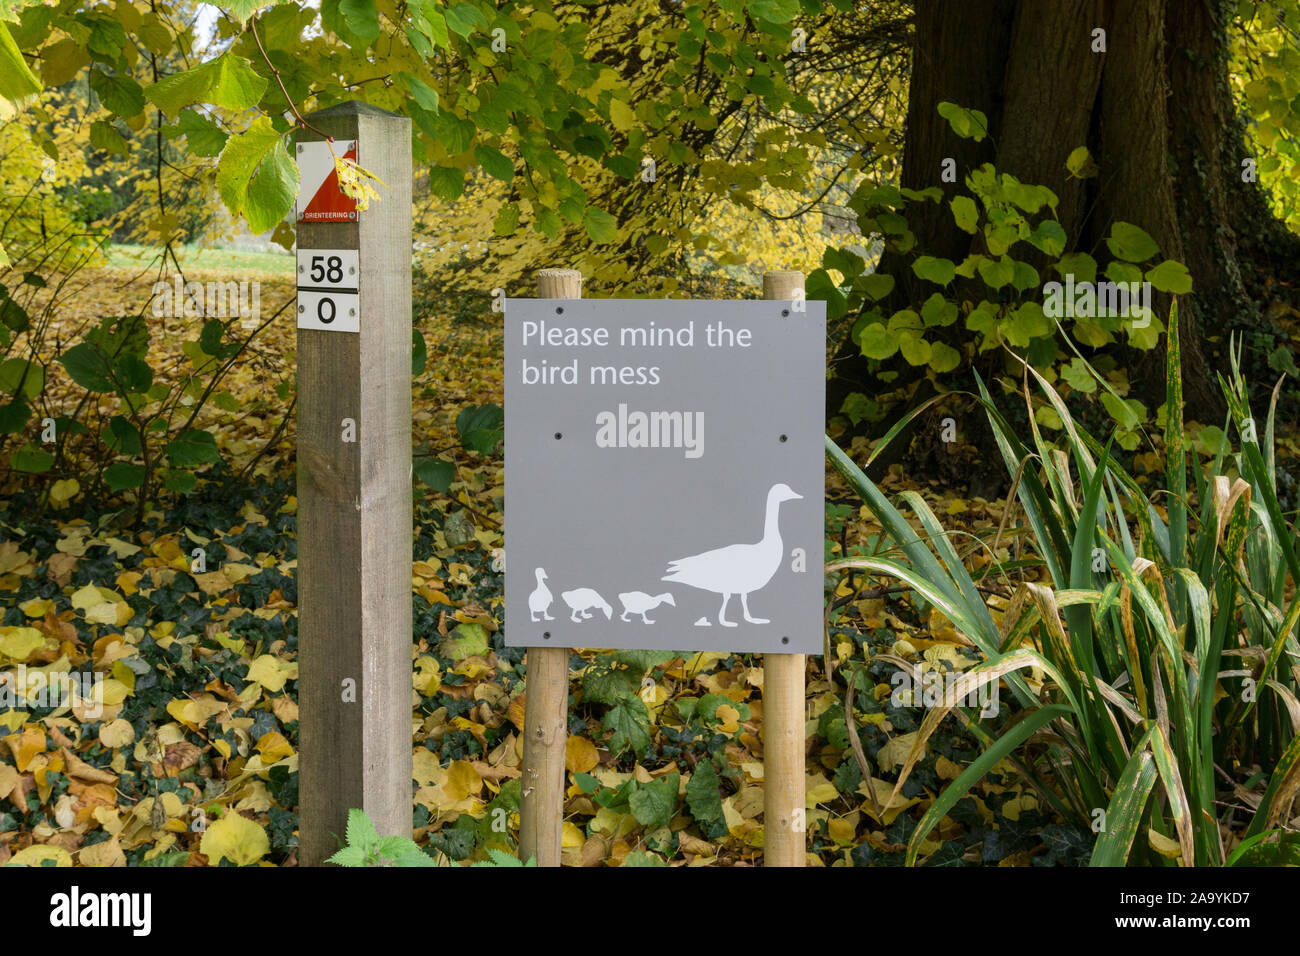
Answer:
297 249 360 332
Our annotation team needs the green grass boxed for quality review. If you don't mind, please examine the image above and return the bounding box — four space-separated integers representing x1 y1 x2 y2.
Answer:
103 243 294 277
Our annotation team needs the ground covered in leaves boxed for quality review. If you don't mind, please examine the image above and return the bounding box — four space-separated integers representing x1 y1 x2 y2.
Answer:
1 266 1107 866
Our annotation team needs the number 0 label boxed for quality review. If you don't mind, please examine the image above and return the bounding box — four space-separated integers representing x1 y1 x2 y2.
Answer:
297 249 360 332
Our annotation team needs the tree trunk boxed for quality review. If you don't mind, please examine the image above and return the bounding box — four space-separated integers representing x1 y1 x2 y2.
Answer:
829 0 1295 435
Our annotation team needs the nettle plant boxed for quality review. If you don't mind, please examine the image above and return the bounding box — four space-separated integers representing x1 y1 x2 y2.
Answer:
809 102 1194 449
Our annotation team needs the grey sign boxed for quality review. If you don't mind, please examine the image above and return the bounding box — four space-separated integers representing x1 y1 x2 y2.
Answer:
504 298 825 654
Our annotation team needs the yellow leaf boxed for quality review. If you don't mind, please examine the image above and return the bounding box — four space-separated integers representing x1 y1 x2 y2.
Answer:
99 723 135 749
79 835 126 867
714 703 740 733
1147 827 1182 858
245 654 289 691
827 815 858 845
877 730 924 772
200 812 270 866
609 98 636 131
566 736 599 773
806 772 839 806
561 821 585 848
413 749 443 786
443 759 482 801
7 845 73 867
254 731 293 763
49 479 79 507
0 626 46 661
412 657 443 695
19 598 53 618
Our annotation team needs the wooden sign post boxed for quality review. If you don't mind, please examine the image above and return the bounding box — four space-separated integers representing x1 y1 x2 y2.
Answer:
761 270 807 867
295 102 413 866
518 268 581 867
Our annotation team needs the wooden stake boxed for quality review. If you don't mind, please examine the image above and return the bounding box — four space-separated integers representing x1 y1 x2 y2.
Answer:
518 268 582 867
762 269 807 867
296 102 413 866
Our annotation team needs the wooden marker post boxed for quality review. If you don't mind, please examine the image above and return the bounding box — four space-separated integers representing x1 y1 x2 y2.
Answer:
517 268 581 867
762 270 807 867
296 102 413 866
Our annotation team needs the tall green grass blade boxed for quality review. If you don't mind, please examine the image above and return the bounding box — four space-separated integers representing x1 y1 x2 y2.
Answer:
1090 729 1158 867
906 704 1073 866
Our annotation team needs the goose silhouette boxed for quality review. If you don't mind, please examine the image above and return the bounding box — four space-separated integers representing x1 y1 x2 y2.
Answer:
528 567 553 622
561 588 612 623
618 591 675 624
662 482 801 627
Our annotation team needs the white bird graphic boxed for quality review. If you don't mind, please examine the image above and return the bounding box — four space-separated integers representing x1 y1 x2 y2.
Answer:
528 567 553 621
561 588 612 623
662 483 801 627
617 591 676 624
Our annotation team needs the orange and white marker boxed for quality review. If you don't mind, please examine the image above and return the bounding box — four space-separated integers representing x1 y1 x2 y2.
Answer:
296 140 358 222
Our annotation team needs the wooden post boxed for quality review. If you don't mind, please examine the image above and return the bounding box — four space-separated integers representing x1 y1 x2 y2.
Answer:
762 269 807 867
517 268 581 867
296 102 413 866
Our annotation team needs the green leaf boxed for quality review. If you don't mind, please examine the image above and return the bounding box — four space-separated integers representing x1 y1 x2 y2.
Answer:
59 343 115 392
605 693 652 757
11 443 53 472
0 21 40 103
89 69 145 118
414 456 454 493
1090 738 1159 866
345 808 379 850
427 166 465 201
145 53 268 118
104 462 146 491
628 772 679 828
106 416 142 455
165 429 220 467
583 207 619 244
401 73 439 112
88 120 128 155
0 399 29 434
1054 252 1097 285
920 293 957 327
412 328 427 376
747 0 799 23
325 845 367 867
475 144 514 182
912 256 955 286
936 101 988 141
857 322 897 360
1028 220 1066 257
114 353 152 393
1105 221 1159 262
950 195 978 233
1144 260 1192 294
927 341 961 373
338 0 380 41
217 116 283 220
857 272 894 301
244 137 298 234
222 1 282 25
166 111 228 158
1066 146 1098 178
684 761 724 825
443 2 488 36
0 357 42 399
456 403 503 454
